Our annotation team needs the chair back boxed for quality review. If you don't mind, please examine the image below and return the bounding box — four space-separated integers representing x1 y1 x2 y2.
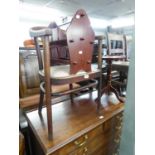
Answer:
67 9 95 74
32 9 95 75
107 33 127 60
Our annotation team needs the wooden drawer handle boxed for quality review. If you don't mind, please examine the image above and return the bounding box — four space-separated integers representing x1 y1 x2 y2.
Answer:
114 139 120 144
83 147 88 154
116 116 123 120
74 135 88 147
115 126 121 130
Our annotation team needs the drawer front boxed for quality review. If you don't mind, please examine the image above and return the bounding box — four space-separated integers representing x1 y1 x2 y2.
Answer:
68 130 114 155
50 112 123 155
57 124 105 155
87 131 114 155
112 112 124 155
51 118 113 155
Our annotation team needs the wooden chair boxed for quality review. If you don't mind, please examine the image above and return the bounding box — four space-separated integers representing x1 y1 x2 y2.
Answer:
29 9 103 139
106 33 128 96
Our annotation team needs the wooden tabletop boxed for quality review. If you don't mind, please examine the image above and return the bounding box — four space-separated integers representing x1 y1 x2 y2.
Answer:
26 91 124 154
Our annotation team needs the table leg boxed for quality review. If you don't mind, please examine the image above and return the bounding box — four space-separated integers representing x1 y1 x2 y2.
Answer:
101 60 124 104
110 85 124 103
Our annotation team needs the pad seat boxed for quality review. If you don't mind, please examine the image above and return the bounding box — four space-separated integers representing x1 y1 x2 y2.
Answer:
39 64 100 79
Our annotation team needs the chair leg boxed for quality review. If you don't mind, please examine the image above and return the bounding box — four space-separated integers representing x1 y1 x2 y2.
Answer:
69 84 74 104
97 76 102 114
38 90 44 113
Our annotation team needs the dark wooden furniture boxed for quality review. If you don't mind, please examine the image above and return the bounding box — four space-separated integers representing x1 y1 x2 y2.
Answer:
111 61 129 96
19 47 73 109
105 32 129 97
26 91 124 155
29 9 103 139
19 47 40 99
19 131 25 155
101 55 125 104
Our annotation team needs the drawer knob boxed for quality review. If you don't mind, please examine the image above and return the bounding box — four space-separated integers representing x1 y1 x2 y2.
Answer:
83 147 88 153
114 139 120 144
115 126 121 130
116 116 123 120
74 135 88 147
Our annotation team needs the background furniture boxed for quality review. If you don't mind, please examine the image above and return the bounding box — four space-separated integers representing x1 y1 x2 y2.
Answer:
19 47 43 110
19 47 72 109
19 47 40 99
112 61 129 96
106 33 127 59
102 55 125 104
26 91 124 155
105 33 129 97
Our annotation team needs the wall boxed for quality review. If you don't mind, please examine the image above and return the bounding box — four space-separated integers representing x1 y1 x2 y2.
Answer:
119 33 135 155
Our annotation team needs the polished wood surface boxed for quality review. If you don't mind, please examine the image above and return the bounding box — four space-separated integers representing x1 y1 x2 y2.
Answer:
26 91 124 155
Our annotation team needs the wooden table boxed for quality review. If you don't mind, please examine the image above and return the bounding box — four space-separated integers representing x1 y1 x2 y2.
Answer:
101 56 126 104
26 91 124 155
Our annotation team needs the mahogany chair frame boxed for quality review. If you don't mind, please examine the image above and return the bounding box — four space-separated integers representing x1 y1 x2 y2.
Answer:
30 9 103 139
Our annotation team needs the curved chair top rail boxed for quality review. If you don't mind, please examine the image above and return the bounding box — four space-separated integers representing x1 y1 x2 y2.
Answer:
29 26 52 37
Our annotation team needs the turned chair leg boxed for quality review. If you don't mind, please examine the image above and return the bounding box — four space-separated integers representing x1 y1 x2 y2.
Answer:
38 90 44 113
97 76 102 114
69 84 74 104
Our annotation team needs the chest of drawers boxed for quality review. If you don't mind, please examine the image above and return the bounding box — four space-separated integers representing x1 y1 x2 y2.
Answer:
26 92 124 155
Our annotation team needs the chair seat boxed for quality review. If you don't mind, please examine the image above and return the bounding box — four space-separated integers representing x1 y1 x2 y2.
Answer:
39 64 100 79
